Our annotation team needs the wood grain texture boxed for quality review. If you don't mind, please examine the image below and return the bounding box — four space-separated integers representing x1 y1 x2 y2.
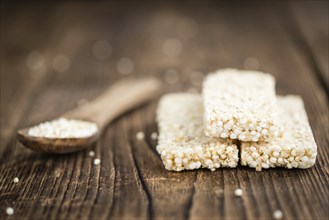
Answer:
0 1 328 220
288 0 329 92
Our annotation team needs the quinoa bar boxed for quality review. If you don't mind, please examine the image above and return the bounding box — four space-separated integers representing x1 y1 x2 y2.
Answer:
156 93 239 171
203 69 280 142
241 95 317 171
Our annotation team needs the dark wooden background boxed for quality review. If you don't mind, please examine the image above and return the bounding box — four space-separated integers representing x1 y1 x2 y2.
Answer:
1 1 328 219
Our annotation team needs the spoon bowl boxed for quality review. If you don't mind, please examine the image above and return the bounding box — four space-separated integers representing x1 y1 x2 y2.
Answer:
17 127 100 154
17 77 161 154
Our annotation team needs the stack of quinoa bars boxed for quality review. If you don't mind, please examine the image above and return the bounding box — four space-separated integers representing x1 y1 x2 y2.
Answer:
156 69 317 171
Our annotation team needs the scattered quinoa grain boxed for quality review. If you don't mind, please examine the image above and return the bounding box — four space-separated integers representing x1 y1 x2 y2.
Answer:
151 132 158 140
89 151 95 157
273 210 283 219
234 188 243 197
136 131 145 140
6 207 14 215
13 178 19 183
93 159 101 165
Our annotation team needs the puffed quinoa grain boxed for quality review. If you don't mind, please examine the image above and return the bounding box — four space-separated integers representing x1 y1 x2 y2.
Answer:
156 93 239 171
28 118 98 138
234 188 243 197
6 207 14 215
273 210 283 219
136 131 145 140
93 159 101 165
240 95 317 171
202 69 279 142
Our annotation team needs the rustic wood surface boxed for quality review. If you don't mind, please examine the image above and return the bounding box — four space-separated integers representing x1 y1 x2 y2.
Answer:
0 1 328 220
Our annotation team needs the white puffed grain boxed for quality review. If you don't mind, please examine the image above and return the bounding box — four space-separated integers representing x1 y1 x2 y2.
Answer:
89 151 95 157
93 159 101 165
28 118 98 138
273 210 283 219
136 131 145 140
202 69 279 142
151 132 158 140
6 207 14 215
156 93 239 171
234 188 243 197
240 95 317 171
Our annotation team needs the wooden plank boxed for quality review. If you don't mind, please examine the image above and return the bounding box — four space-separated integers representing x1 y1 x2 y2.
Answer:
0 1 328 220
0 3 60 159
0 3 119 220
129 103 197 220
288 0 329 91
183 2 329 219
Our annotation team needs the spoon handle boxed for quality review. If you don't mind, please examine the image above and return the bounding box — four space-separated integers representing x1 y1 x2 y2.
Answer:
63 77 162 129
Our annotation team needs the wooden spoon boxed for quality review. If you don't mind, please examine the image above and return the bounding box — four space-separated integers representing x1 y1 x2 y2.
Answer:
17 77 162 154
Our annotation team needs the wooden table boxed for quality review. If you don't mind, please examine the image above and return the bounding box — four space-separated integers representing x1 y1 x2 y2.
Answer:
1 1 328 219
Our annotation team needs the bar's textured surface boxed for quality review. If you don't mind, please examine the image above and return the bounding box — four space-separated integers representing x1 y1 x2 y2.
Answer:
156 93 238 171
203 69 279 142
1 1 328 220
241 95 317 171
